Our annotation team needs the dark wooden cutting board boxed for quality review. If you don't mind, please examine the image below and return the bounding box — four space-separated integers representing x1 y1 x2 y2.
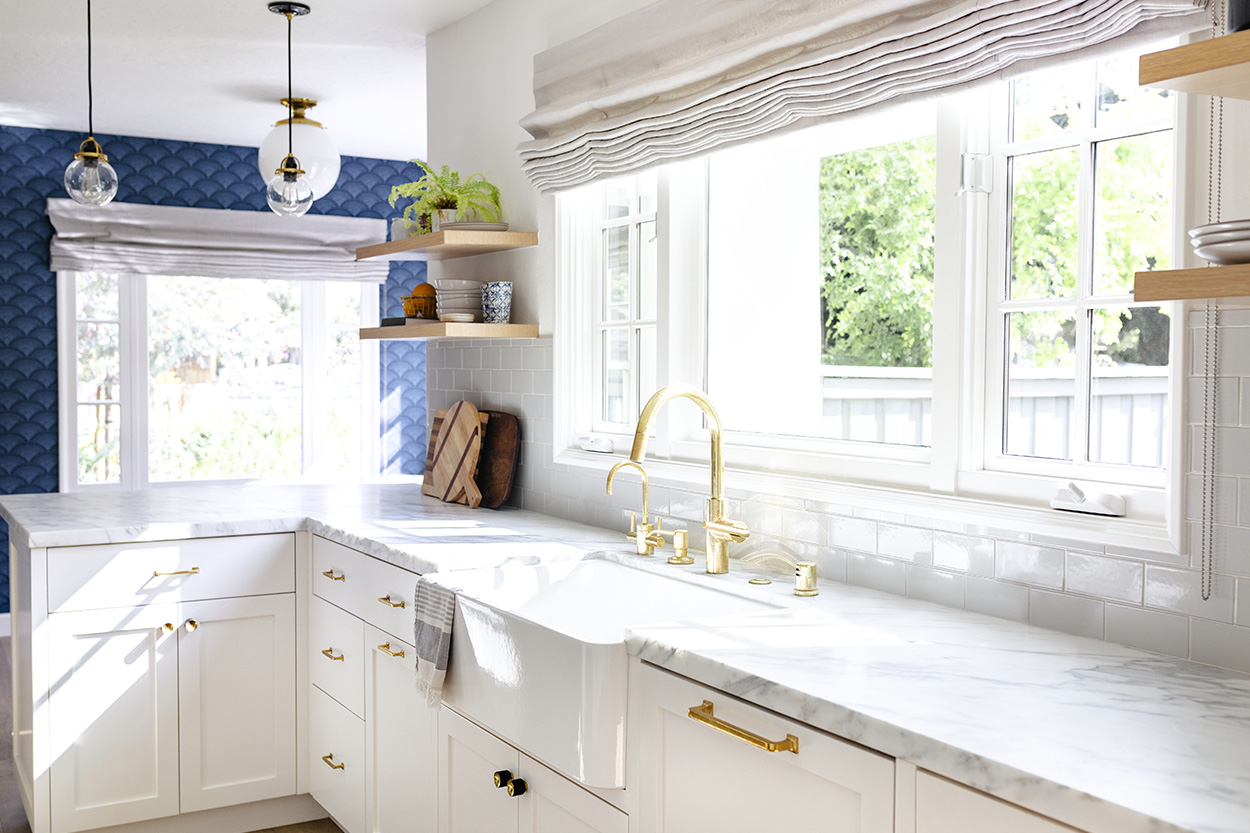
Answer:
423 407 519 509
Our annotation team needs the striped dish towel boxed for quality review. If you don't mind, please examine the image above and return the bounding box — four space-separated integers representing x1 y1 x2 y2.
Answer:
414 577 459 707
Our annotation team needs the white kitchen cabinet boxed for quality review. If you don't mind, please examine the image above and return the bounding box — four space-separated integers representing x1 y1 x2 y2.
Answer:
915 772 1081 833
310 685 366 833
439 707 627 833
630 661 894 833
177 594 297 813
47 593 296 832
48 603 181 833
365 625 434 833
310 535 437 833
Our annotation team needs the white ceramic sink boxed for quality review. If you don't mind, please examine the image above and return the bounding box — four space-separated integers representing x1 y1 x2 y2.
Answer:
438 557 778 789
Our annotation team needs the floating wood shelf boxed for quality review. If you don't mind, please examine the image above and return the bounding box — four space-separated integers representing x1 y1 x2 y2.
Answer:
359 322 540 340
1133 264 1250 302
356 230 539 261
1139 29 1250 101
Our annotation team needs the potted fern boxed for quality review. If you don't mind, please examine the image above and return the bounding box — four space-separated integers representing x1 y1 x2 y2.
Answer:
389 160 503 235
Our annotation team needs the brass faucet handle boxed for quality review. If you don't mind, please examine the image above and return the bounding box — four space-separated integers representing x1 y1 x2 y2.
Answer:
627 514 663 556
704 517 750 544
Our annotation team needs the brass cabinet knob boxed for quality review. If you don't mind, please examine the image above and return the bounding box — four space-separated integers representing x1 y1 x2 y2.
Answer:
162 623 175 634
493 770 512 788
184 619 198 633
506 778 527 797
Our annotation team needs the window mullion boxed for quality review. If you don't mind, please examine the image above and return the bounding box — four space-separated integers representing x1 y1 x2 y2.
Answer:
1073 137 1096 464
119 274 148 490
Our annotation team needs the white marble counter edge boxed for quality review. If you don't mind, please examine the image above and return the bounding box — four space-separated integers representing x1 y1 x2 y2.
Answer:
0 510 619 576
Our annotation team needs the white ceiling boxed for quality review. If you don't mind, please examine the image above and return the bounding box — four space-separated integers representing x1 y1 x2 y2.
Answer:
0 0 494 162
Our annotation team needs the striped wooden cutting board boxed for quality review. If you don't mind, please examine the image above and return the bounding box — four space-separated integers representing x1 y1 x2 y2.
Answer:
421 402 488 507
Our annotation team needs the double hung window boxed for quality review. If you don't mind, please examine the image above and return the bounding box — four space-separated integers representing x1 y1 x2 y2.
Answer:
557 44 1180 542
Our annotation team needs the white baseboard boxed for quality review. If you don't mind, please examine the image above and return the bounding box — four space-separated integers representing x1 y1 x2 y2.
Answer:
0 613 9 638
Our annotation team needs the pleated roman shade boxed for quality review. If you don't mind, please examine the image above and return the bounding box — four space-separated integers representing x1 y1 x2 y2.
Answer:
518 0 1209 191
47 199 388 282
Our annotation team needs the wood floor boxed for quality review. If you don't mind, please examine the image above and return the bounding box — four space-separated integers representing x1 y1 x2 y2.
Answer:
0 638 339 833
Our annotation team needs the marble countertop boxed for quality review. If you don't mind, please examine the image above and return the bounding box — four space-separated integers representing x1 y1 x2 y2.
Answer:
0 483 626 575
5 484 1247 833
626 575 1250 833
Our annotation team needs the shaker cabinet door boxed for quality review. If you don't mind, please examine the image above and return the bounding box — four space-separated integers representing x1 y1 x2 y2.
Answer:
366 625 435 833
178 593 297 812
632 661 894 833
48 604 181 833
438 706 520 833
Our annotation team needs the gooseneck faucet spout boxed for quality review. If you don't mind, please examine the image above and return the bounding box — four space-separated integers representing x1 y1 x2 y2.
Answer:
629 385 748 573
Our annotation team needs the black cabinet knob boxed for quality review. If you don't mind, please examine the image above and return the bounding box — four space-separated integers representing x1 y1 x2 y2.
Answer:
506 778 528 797
493 770 512 788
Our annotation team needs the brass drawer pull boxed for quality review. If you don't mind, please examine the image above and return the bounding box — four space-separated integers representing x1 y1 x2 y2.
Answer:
322 569 346 581
378 642 405 658
377 595 406 609
154 567 199 577
688 700 798 754
321 648 345 661
322 753 345 770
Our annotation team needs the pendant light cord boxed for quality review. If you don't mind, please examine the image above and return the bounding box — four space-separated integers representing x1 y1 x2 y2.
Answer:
287 12 294 157
86 0 94 136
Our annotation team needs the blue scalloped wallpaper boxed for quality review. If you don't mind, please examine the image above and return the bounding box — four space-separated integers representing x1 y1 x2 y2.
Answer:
0 124 428 615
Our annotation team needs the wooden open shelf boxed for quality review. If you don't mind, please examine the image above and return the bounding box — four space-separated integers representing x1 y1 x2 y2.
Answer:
1139 29 1250 101
1134 264 1250 301
356 229 538 261
359 322 540 340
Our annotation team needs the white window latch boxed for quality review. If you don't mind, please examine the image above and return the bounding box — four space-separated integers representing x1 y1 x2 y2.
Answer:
957 152 992 196
1050 482 1126 517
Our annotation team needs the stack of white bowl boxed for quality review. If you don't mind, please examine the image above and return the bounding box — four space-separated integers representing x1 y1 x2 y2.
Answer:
432 279 484 322
1190 219 1250 265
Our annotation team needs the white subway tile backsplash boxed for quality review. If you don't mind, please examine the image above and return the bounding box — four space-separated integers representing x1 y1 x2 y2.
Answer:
853 506 908 523
782 505 822 546
846 553 907 596
480 346 501 369
1185 376 1241 425
1189 426 1250 476
1189 323 1250 376
824 515 877 553
1029 589 1104 640
878 524 933 564
933 532 995 576
511 370 534 394
1065 552 1143 604
1190 619 1250 673
966 576 1030 623
1144 565 1235 622
668 489 706 523
995 541 1065 588
490 370 511 393
1032 533 1103 554
906 567 966 609
1188 307 1250 328
1104 605 1190 659
1237 577 1250 627
814 548 849 583
1188 522 1250 578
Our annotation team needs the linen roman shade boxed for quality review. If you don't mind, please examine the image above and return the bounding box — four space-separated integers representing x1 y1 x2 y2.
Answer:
47 199 388 282
518 0 1209 191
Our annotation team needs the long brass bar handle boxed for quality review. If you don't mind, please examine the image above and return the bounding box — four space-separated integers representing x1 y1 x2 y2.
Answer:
321 648 345 661
378 643 405 658
688 700 799 754
322 754 345 770
377 595 406 608
154 567 200 577
322 569 346 581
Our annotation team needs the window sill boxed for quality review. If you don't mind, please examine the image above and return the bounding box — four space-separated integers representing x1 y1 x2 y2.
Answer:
553 446 1180 554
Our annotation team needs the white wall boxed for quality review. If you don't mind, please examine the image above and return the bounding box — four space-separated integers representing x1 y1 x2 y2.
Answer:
424 4 1250 673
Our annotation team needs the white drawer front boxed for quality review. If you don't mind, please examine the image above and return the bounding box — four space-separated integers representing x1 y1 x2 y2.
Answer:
310 595 365 718
310 686 366 833
312 536 418 642
49 534 294 613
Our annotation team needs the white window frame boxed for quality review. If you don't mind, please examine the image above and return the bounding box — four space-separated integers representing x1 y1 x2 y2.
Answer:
57 271 380 492
554 55 1191 553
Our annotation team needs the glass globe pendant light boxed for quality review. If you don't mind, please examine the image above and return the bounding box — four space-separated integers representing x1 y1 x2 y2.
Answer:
64 0 119 206
258 97 340 200
265 2 314 217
